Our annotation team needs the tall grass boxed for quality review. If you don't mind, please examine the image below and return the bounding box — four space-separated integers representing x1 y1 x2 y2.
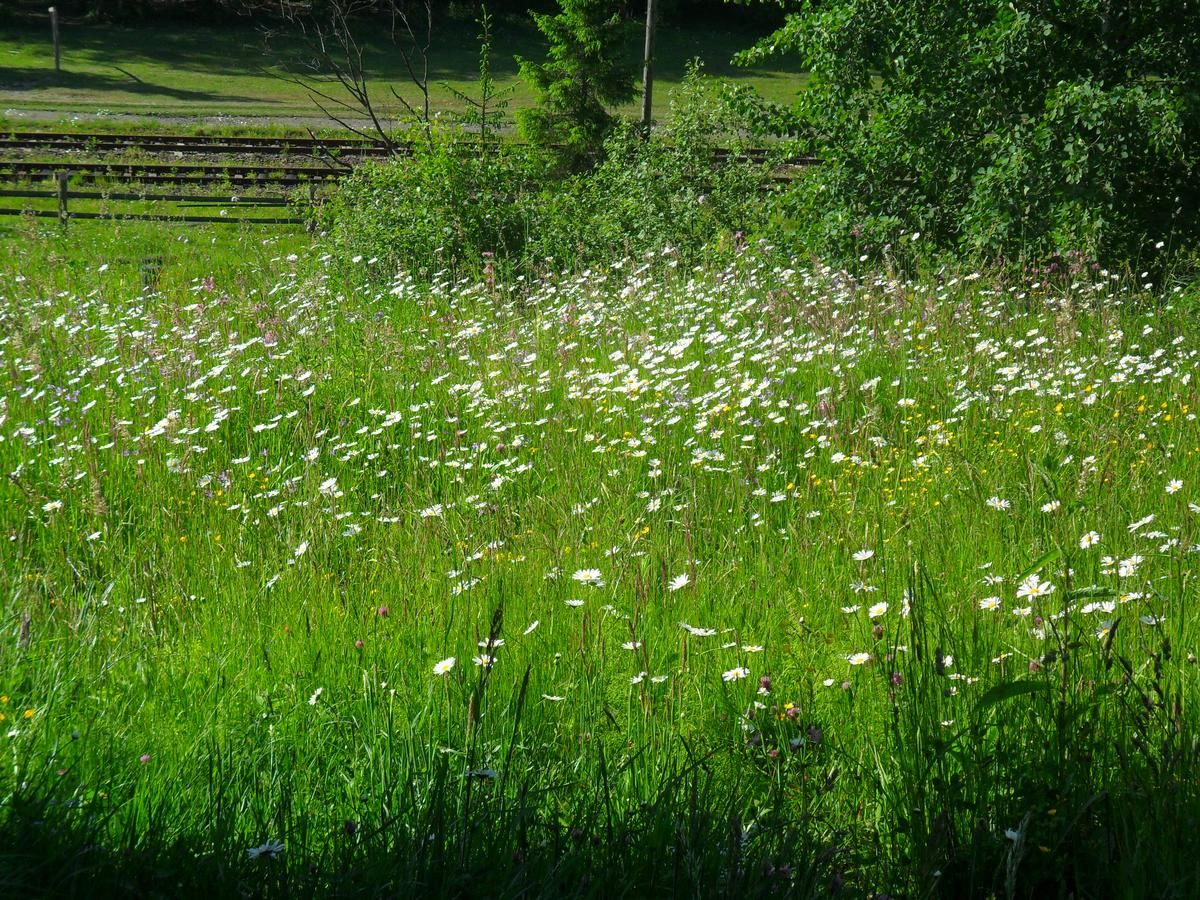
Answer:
1 223 1198 897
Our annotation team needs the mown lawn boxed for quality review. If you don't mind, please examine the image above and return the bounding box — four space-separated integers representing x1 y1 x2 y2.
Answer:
0 17 805 123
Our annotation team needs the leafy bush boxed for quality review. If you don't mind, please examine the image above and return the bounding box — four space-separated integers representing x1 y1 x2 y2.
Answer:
739 0 1200 269
529 67 772 266
320 68 771 281
316 137 545 282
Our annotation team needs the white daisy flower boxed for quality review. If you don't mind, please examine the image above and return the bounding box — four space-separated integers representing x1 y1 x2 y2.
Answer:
247 839 285 860
667 573 690 591
572 568 604 587
1016 575 1054 599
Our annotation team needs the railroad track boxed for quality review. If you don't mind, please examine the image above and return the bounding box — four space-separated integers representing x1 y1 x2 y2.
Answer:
0 131 815 167
1 157 812 186
0 131 392 157
0 154 323 224
0 159 345 185
0 132 817 225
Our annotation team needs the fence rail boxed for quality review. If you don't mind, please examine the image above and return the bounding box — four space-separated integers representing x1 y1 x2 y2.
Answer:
0 208 305 225
0 188 292 205
1 160 344 182
0 176 307 226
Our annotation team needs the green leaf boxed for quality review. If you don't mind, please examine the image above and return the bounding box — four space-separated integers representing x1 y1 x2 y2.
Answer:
975 680 1052 711
1065 585 1116 601
1016 548 1062 582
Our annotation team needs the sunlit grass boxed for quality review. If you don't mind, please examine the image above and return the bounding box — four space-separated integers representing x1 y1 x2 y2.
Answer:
1 224 1199 898
0 19 806 123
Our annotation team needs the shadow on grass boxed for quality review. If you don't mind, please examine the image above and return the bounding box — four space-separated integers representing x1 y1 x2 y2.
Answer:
0 67 266 105
0 18 803 94
0 769 840 900
6 744 1200 900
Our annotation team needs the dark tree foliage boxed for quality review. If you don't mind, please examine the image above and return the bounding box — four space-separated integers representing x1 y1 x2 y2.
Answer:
30 0 779 24
494 0 783 22
515 0 638 170
741 0 1200 267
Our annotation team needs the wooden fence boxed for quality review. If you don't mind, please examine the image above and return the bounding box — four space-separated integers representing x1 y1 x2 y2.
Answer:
0 172 310 226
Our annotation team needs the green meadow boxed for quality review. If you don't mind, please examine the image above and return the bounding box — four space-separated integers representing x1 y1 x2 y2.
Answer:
2 219 1199 897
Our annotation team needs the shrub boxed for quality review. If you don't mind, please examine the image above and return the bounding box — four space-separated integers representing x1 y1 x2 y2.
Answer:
738 0 1200 270
529 66 772 266
316 137 545 282
319 68 772 282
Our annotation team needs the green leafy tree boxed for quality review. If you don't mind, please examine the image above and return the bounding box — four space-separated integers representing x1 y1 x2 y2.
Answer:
739 0 1200 267
516 0 638 170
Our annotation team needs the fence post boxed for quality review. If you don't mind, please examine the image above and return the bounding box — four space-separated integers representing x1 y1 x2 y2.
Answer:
57 172 69 225
49 7 61 73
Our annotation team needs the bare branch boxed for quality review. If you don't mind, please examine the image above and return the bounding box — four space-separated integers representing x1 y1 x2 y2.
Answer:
256 0 434 150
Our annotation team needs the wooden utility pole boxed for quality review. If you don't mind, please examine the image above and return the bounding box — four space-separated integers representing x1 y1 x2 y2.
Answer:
49 7 61 72
640 0 657 134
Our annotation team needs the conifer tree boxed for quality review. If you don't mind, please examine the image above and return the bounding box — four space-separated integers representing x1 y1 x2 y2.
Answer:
516 0 637 170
